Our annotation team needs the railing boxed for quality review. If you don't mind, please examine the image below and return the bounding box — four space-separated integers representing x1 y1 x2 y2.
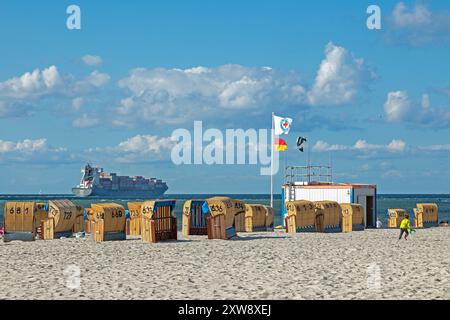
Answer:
284 165 333 185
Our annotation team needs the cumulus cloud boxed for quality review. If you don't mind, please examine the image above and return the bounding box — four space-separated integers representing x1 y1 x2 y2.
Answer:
384 91 450 128
307 43 374 106
87 135 176 163
116 64 305 125
81 55 103 67
387 2 450 46
0 66 64 117
384 91 411 122
115 43 372 126
73 71 111 94
387 139 407 152
0 66 62 100
0 138 68 163
85 71 110 88
0 138 47 154
115 135 175 154
72 114 99 128
0 66 110 118
313 139 406 153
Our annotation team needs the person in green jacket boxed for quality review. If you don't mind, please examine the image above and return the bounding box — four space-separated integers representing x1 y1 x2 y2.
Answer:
399 214 412 240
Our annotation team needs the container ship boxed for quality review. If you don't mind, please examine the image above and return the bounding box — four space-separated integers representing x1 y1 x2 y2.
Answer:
72 164 168 198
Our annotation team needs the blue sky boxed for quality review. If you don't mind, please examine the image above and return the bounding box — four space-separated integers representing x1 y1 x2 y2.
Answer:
1 0 450 194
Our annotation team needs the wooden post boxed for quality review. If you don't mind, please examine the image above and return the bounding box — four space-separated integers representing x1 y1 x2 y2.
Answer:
149 219 156 243
142 218 157 243
126 220 130 236
219 215 226 240
93 220 104 242
41 219 54 240
171 217 177 240
206 216 212 240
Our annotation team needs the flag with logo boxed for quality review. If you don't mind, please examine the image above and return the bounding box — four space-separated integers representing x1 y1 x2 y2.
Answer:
274 138 287 152
273 115 293 135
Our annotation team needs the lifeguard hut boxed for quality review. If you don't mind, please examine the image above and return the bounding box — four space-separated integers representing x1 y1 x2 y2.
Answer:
282 166 377 228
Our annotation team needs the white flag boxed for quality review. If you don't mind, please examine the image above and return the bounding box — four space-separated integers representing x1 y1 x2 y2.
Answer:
273 115 293 135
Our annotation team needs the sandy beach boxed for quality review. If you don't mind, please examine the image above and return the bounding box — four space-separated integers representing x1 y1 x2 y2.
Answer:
0 228 449 300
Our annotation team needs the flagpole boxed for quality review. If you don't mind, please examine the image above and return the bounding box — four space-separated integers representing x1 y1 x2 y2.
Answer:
270 112 274 208
285 146 288 173
307 140 311 183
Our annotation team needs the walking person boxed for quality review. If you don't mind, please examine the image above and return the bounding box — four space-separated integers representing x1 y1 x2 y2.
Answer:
399 214 412 240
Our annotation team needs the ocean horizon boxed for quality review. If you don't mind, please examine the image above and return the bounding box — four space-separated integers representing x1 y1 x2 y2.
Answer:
1 193 449 228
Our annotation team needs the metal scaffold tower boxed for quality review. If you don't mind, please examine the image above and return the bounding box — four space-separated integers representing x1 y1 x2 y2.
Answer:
284 165 333 201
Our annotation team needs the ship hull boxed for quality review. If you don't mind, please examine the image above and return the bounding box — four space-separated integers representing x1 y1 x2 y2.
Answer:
72 187 167 198
72 164 169 198
72 187 93 197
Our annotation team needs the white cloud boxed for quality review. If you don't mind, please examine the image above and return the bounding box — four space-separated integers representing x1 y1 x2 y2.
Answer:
14 139 48 153
81 55 103 67
0 138 47 154
353 139 380 151
388 2 450 45
313 138 450 157
384 91 411 122
72 114 99 128
88 135 175 163
0 43 370 127
116 43 372 126
0 66 110 118
384 91 450 128
117 64 306 125
418 144 450 152
72 97 84 111
387 139 406 152
115 135 174 154
0 66 62 100
313 139 406 153
74 71 110 93
0 138 69 163
392 2 432 28
0 140 18 153
0 139 47 154
312 140 348 152
307 42 374 106
85 71 110 88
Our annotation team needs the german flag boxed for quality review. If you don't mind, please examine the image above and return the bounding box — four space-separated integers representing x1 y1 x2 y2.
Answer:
274 138 287 152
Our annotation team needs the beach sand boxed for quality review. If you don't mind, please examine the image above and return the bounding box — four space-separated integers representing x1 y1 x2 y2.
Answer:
0 228 449 300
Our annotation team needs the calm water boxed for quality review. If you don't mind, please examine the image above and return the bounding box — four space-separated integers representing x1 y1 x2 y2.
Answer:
1 194 449 229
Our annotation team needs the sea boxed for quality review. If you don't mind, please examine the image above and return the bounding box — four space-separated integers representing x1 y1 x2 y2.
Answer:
1 194 449 229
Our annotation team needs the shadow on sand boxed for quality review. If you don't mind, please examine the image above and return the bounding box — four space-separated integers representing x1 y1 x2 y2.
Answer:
230 235 289 241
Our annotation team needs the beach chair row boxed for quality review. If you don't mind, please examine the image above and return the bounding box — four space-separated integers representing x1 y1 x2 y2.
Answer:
2 197 275 243
387 204 439 229
2 200 84 242
182 198 274 238
284 201 364 234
